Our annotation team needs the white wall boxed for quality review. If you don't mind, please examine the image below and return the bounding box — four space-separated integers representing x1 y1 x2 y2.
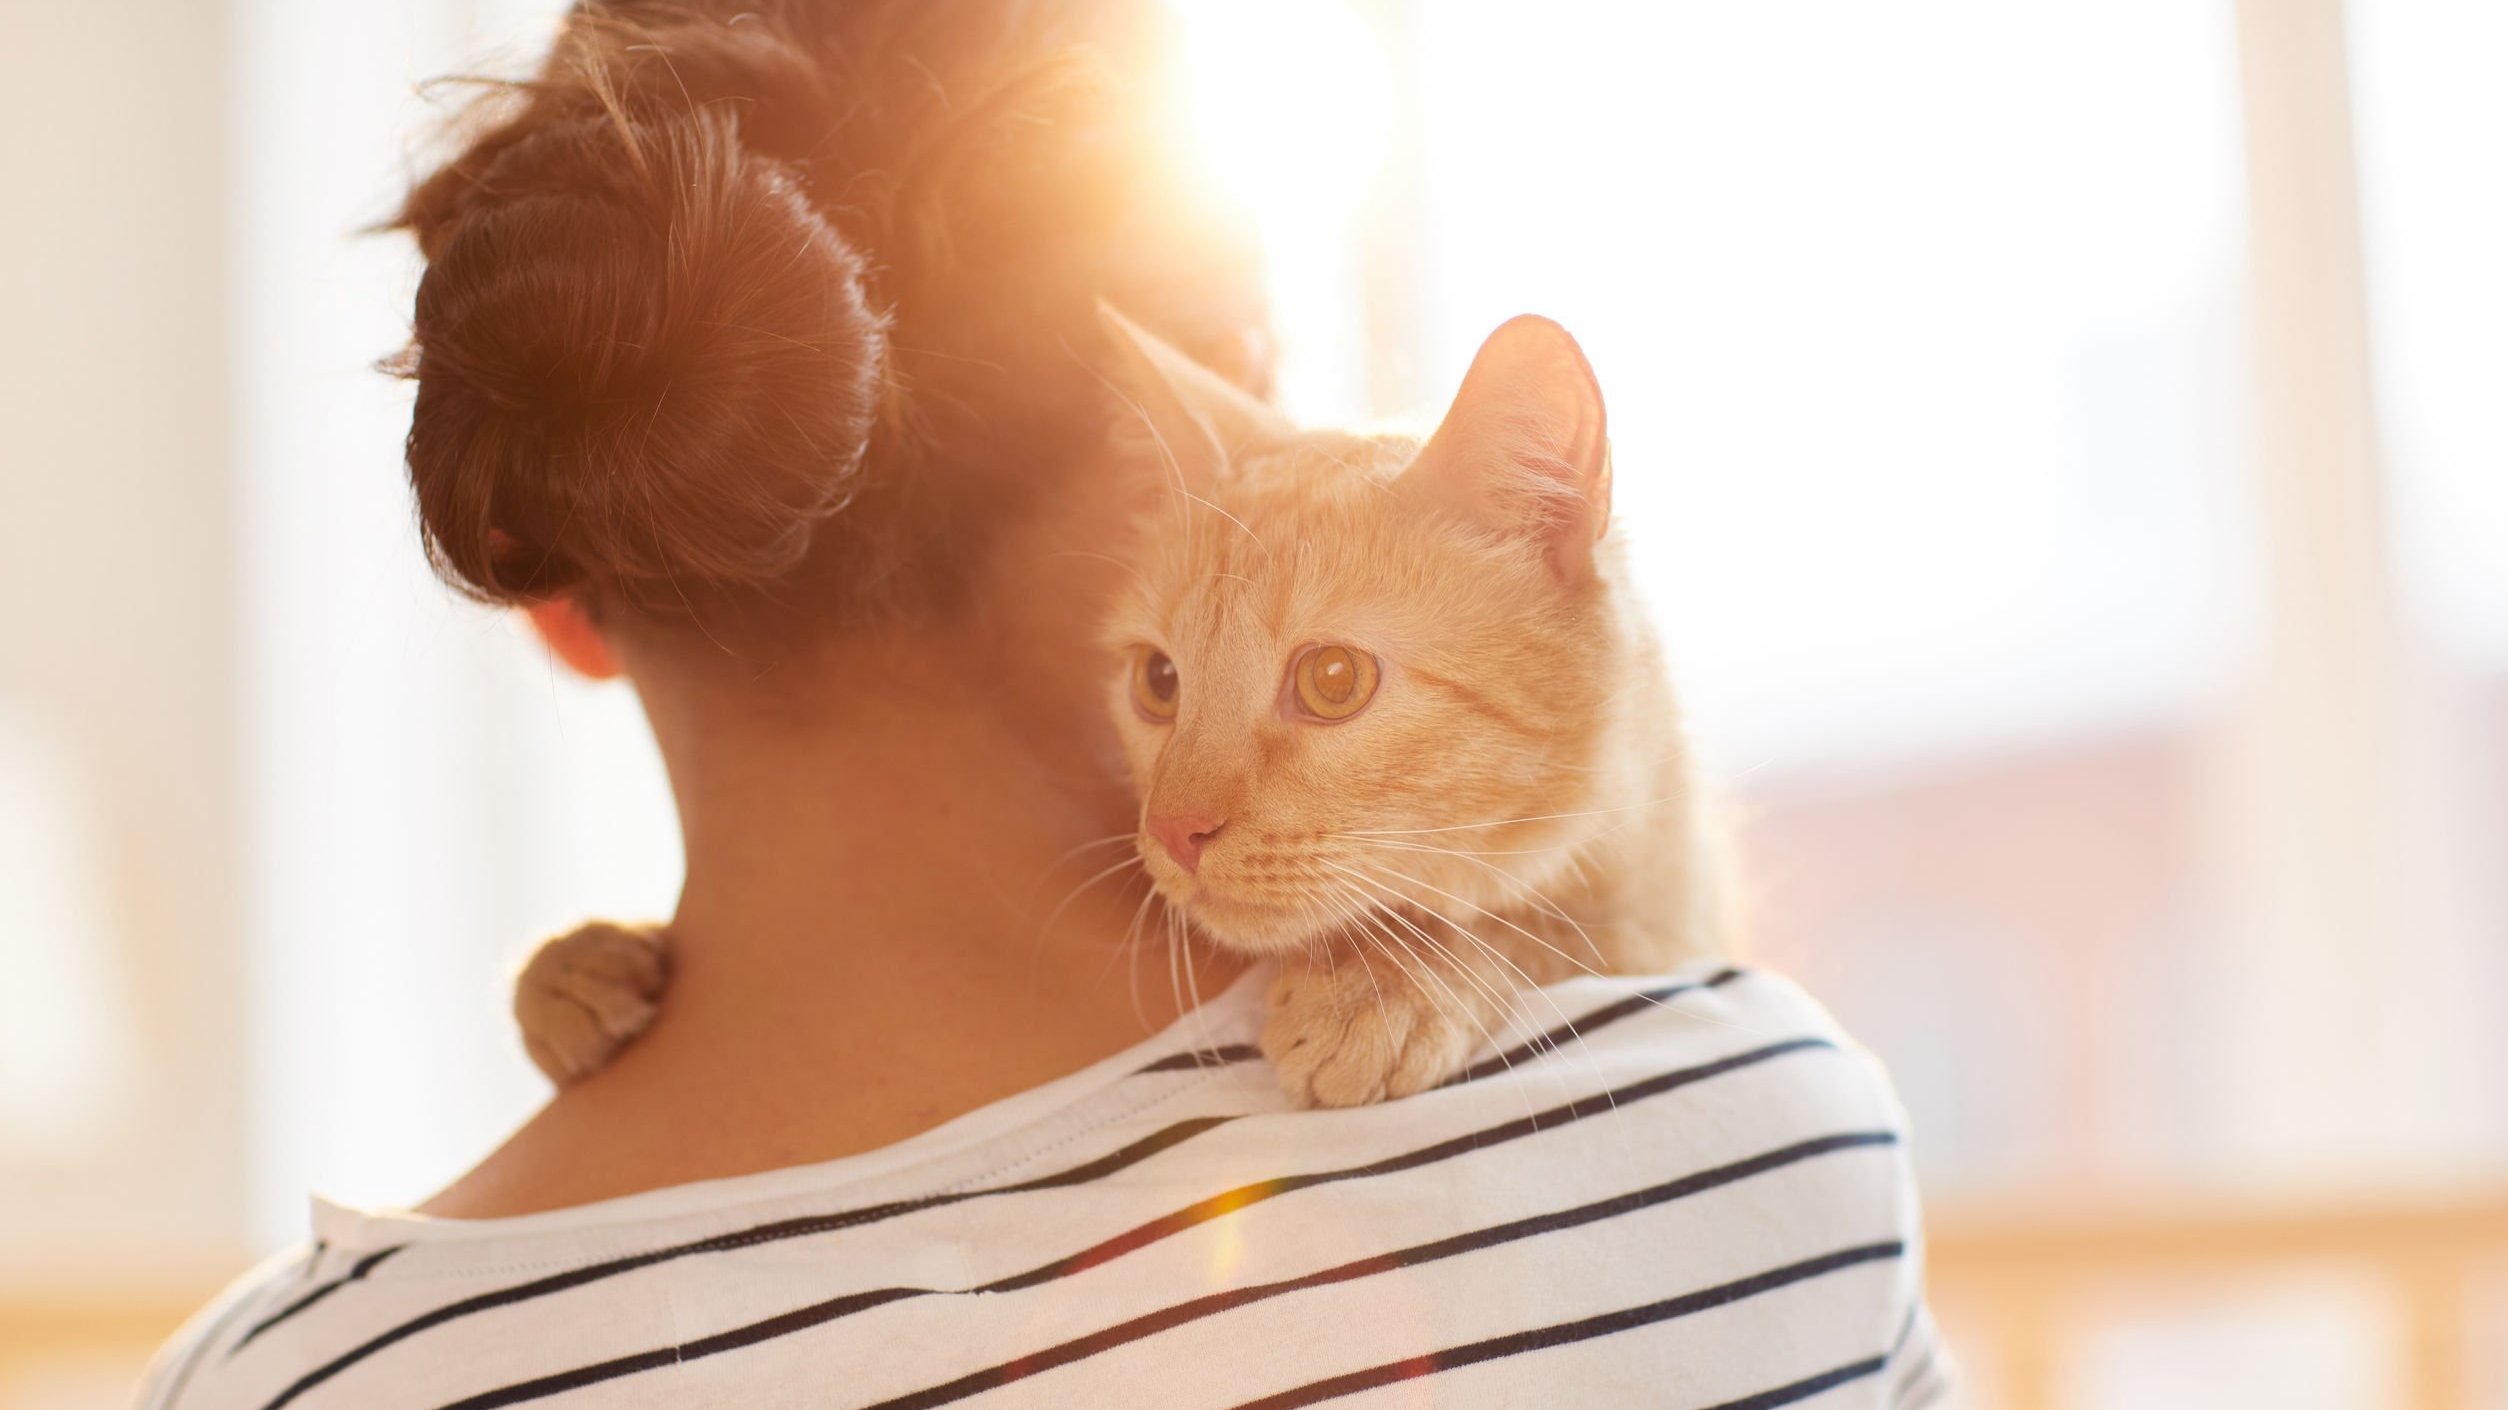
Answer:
0 0 251 1291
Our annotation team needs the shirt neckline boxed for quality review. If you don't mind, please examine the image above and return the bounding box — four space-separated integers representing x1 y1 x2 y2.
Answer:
311 966 1270 1247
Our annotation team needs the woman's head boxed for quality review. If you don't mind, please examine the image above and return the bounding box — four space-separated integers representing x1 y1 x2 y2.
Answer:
396 0 1267 647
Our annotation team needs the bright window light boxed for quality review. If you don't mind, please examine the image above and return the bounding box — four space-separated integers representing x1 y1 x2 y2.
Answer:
1184 0 2252 773
0 704 133 1162
1170 0 1392 420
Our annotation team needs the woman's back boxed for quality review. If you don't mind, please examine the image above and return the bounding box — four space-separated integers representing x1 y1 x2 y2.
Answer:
141 965 1946 1410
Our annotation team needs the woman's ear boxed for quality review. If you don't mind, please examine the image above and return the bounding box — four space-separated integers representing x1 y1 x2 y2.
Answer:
1403 315 1612 581
525 596 621 680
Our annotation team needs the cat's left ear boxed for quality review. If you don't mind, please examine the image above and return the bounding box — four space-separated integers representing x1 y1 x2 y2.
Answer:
1096 301 1296 488
1405 315 1611 581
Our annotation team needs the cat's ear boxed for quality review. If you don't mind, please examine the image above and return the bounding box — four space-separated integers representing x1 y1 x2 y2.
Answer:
1405 315 1612 580
1096 301 1294 487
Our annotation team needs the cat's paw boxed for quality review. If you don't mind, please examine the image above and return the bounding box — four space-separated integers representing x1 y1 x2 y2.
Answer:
1261 960 1481 1108
513 921 671 1086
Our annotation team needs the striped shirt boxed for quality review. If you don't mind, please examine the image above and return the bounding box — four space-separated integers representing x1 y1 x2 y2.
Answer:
138 963 1951 1410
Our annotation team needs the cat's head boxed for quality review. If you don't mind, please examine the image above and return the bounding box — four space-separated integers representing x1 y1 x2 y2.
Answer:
1099 309 1629 955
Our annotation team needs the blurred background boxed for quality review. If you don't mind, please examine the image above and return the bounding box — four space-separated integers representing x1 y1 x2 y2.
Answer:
3 0 2502 1405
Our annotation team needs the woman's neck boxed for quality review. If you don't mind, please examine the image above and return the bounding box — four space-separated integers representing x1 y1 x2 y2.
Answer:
425 651 1241 1219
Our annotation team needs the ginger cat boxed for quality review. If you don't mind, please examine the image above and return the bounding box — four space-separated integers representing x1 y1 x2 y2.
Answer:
1091 310 1725 1103
514 313 1728 1106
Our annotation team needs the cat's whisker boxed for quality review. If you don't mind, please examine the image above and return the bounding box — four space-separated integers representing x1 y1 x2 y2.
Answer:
1312 887 1392 1030
1337 837 1611 969
1332 856 1599 985
1040 830 1141 876
1089 373 1202 547
1034 850 1149 995
1324 862 1599 1090
1338 911 1435 1089
1473 740 1614 777
1111 881 1163 1033
1360 896 1517 1041
1178 486 1270 562
1387 802 1661 853
1163 908 1200 1068
1332 793 1691 838
1431 915 1621 1106
1356 905 1481 1055
1345 930 1410 1065
1314 883 1394 1013
1381 899 1566 1043
1176 912 1223 1064
1333 890 1549 1125
1163 907 1190 1045
1354 853 1765 1038
1092 889 1141 986
1042 548 1157 597
1162 908 1188 1058
1340 836 1573 859
1367 910 1528 1080
1351 858 1779 1042
1036 851 1148 948
1041 548 1134 570
1381 909 1570 1127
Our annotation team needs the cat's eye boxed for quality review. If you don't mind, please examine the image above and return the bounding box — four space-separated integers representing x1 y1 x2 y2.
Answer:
1131 647 1180 721
1290 644 1379 722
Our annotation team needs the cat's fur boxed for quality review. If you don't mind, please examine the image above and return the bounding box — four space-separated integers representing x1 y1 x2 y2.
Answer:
514 313 1728 1105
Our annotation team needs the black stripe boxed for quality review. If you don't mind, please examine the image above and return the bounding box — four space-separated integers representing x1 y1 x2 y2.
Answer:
1701 1355 1895 1410
1140 971 1742 1083
1222 1243 1905 1410
867 1129 1900 1410
1450 968 1744 1084
252 1116 1237 1410
439 1287 927 1410
1135 1043 1264 1074
422 1036 1836 1410
227 1245 405 1355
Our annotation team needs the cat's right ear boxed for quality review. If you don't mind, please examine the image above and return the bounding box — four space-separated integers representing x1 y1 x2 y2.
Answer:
1404 315 1612 583
1096 302 1293 488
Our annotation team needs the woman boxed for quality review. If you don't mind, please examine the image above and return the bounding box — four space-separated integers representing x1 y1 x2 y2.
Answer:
142 3 1946 1406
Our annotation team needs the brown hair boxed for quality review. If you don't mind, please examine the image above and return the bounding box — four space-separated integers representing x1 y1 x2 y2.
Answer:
396 0 1267 624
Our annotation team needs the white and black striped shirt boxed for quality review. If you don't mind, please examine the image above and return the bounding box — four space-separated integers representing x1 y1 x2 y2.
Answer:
139 963 1951 1410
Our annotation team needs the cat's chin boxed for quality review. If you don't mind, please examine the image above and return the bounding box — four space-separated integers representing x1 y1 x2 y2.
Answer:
1160 888 1324 957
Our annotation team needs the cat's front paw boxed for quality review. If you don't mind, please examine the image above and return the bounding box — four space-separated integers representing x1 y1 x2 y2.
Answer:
1261 959 1480 1108
514 921 671 1086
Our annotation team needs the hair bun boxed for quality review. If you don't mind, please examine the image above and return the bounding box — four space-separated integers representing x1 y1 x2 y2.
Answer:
404 110 885 605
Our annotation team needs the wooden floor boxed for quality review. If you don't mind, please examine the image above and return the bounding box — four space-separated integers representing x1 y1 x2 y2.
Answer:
2 1293 204 1410
1929 1191 2508 1409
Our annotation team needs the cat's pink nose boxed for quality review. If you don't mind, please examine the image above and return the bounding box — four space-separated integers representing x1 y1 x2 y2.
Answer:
1147 811 1227 874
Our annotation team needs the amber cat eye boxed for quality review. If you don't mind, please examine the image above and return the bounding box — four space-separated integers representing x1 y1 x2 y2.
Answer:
1291 644 1380 722
1131 647 1180 721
